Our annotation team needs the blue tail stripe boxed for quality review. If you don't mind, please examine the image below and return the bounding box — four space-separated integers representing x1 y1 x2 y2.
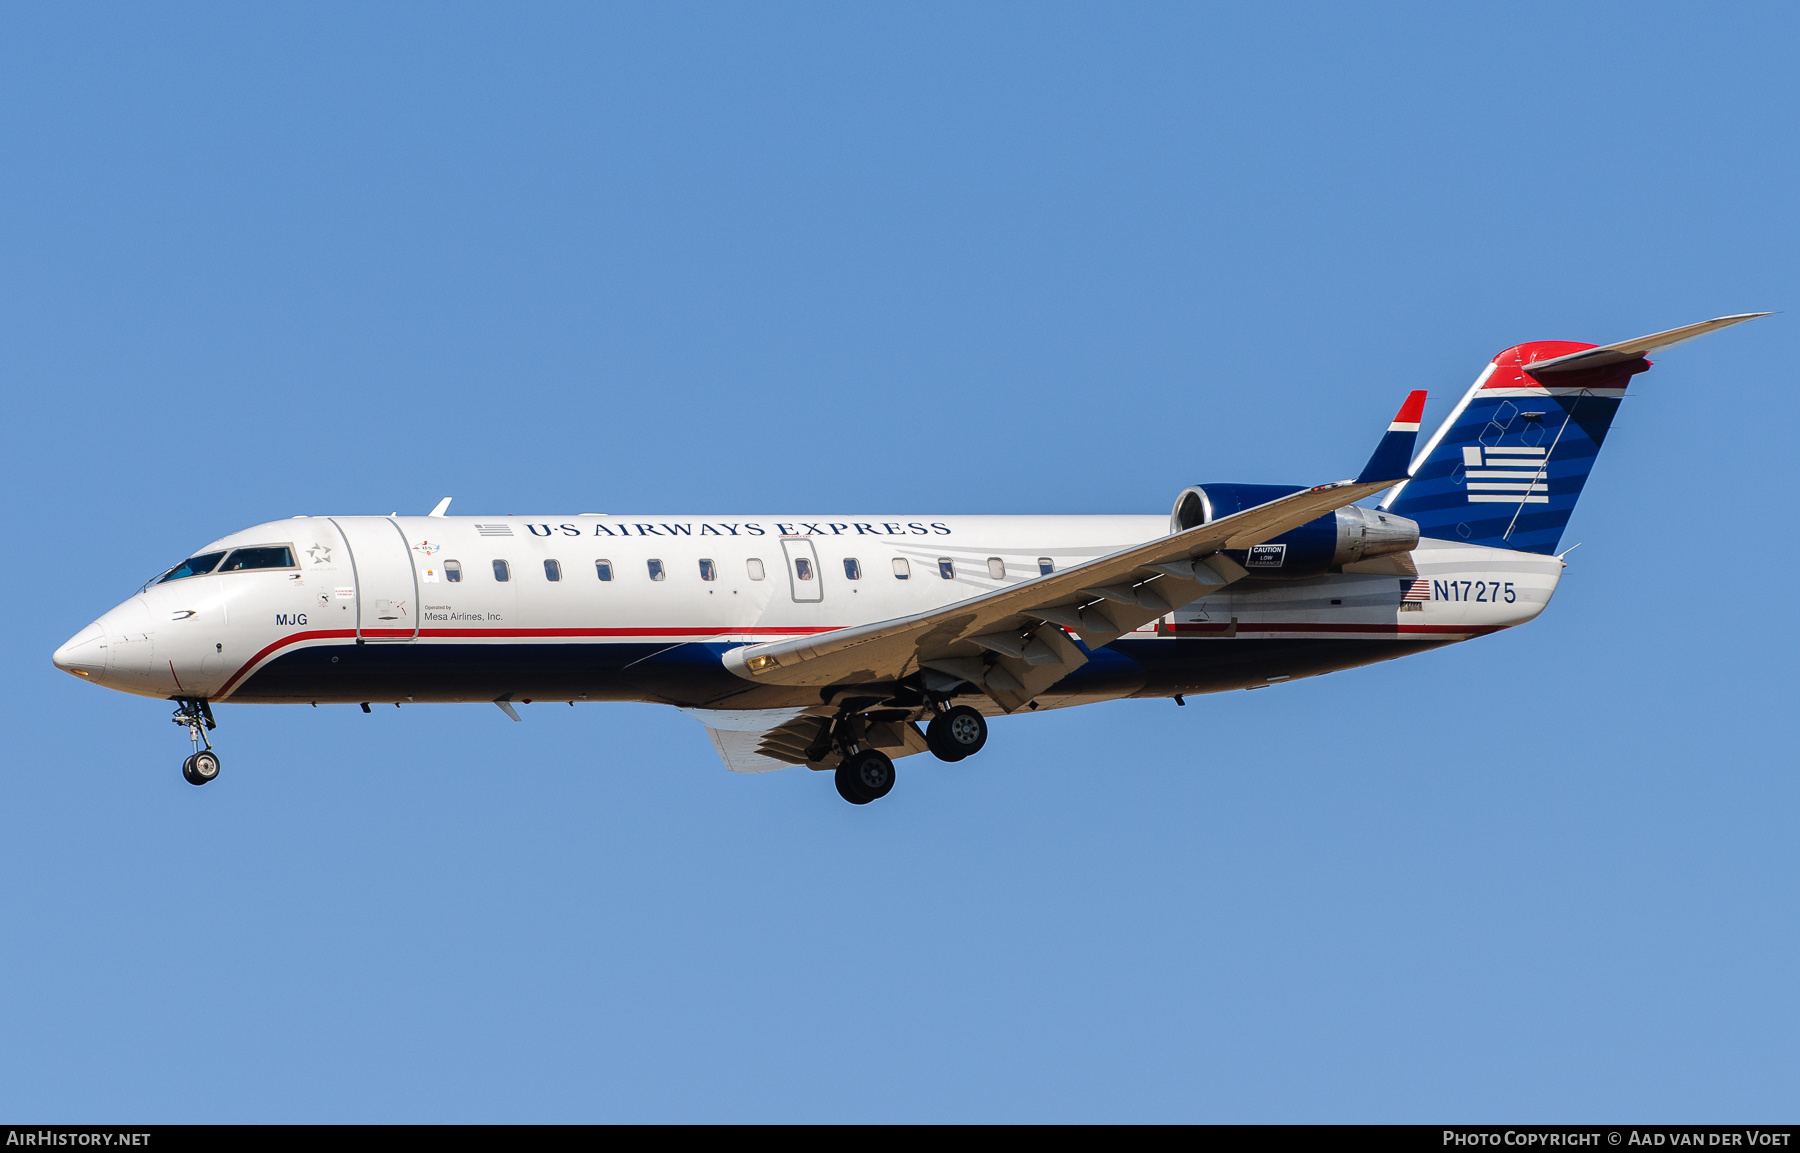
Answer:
1386 393 1622 554
1356 429 1417 484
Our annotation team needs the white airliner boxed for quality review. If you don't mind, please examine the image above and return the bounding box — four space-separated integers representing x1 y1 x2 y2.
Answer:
54 315 1764 803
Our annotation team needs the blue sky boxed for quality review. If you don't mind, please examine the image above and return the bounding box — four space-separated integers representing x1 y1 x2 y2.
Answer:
2 3 1795 1121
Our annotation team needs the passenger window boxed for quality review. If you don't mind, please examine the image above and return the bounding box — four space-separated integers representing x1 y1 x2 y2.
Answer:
1038 557 1054 575
699 558 717 581
795 558 814 581
892 558 910 580
445 560 462 583
493 560 510 582
157 551 227 583
843 558 862 580
987 557 1005 579
544 559 562 582
747 558 766 581
219 546 296 572
647 559 665 581
938 558 955 579
595 560 613 582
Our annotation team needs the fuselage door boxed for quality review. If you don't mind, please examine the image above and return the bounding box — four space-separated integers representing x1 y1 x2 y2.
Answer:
780 536 824 603
327 517 420 642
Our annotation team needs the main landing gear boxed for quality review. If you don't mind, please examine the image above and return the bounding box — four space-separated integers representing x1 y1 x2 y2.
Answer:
926 705 988 762
835 749 895 805
173 698 220 786
821 694 993 805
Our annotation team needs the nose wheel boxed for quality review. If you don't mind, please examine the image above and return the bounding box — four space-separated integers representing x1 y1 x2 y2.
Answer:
182 750 221 785
172 698 220 786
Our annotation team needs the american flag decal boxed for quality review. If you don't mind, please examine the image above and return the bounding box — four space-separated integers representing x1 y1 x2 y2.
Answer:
1400 579 1431 602
1460 445 1550 504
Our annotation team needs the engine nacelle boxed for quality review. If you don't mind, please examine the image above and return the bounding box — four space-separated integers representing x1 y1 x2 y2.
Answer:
1169 483 1419 579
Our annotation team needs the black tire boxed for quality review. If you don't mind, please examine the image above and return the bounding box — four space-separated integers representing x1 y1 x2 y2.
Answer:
184 750 220 786
927 705 987 761
834 761 873 804
835 749 895 803
924 714 966 762
855 749 894 799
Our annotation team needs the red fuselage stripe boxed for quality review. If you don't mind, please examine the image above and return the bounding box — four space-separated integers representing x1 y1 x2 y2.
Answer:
215 629 357 698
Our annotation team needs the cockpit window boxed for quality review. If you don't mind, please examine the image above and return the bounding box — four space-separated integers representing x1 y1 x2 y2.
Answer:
219 546 296 572
157 551 227 583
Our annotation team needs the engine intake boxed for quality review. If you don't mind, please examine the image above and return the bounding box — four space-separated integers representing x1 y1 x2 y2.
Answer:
1169 483 1418 579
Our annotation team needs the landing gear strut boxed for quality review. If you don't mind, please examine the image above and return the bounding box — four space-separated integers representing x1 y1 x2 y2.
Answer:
926 705 987 762
173 698 220 786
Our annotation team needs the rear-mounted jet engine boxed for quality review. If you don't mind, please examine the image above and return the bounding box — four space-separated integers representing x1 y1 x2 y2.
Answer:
1170 483 1419 579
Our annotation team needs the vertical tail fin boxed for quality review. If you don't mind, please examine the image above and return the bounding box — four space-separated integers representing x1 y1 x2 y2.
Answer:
1383 314 1766 554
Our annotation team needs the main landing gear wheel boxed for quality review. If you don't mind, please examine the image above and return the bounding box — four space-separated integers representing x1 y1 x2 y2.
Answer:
835 749 895 805
926 705 988 762
182 750 220 786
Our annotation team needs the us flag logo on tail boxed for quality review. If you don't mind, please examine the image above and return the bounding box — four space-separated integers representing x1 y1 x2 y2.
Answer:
1461 445 1549 504
1400 579 1431 602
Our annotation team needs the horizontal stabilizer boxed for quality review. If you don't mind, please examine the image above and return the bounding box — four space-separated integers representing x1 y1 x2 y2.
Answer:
1520 313 1769 377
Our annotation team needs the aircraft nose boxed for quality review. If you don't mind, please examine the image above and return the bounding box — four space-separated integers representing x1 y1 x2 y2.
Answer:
53 620 107 679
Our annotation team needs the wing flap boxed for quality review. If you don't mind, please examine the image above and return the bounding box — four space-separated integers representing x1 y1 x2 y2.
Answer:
680 706 832 773
681 706 930 772
700 725 801 774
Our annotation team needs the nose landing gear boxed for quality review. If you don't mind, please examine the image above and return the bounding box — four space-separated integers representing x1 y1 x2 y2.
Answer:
173 698 220 786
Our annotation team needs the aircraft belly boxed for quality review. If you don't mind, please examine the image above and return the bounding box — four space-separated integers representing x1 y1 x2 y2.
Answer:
1024 643 1146 711
1119 635 1452 696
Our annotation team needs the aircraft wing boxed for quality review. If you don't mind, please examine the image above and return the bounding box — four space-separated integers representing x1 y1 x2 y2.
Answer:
722 392 1426 713
680 705 930 773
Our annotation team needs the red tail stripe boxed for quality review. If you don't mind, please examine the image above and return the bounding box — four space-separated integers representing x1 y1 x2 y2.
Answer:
1393 389 1428 425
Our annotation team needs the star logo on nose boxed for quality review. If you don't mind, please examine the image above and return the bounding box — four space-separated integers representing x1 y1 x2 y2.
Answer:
306 543 332 564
